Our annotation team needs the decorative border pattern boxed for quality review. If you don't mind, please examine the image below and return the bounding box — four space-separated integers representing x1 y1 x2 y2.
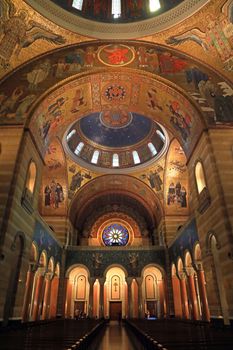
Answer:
25 0 210 39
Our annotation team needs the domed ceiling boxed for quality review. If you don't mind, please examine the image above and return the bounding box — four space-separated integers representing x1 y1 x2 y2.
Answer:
25 0 210 39
64 112 168 172
50 0 184 23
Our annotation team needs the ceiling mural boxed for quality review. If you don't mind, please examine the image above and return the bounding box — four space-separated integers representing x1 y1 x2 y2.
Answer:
0 1 231 79
40 138 68 216
164 138 189 215
0 0 90 78
64 113 167 171
0 40 232 134
166 0 233 72
28 71 202 163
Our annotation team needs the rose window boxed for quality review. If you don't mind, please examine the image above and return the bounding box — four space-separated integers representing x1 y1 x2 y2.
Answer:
102 223 129 246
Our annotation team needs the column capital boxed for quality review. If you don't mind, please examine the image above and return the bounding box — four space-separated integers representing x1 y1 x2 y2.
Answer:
29 262 38 273
135 277 142 285
98 277 105 286
178 271 187 280
194 261 203 271
126 277 133 285
185 266 195 277
89 277 96 286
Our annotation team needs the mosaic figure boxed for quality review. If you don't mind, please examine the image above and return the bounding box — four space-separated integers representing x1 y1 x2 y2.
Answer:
0 0 65 68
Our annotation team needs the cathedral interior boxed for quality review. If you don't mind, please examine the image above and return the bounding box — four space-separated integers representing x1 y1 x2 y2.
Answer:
0 0 233 349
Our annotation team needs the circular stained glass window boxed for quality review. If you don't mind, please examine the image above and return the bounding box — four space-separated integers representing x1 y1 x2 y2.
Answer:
102 223 129 246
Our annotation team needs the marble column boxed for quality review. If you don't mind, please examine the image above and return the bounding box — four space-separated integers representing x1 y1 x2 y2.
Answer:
179 272 189 319
136 277 143 318
42 273 53 320
196 262 210 322
32 272 45 321
186 267 199 320
88 278 95 318
49 276 59 319
21 263 37 322
126 277 133 318
99 278 105 318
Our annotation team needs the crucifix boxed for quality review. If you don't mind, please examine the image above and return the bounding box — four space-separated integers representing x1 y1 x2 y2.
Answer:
113 281 118 292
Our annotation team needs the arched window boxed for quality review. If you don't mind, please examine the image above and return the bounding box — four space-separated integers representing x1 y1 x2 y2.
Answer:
149 0 161 12
91 150 100 164
195 161 206 194
72 0 83 10
156 129 165 142
74 142 84 156
112 153 119 167
132 151 140 165
148 142 157 156
67 129 76 141
112 0 121 18
26 161 37 194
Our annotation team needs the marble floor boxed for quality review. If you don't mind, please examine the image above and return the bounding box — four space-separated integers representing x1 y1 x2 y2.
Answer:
88 320 145 350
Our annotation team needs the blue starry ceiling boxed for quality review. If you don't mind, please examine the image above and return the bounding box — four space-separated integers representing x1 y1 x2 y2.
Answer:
79 112 152 148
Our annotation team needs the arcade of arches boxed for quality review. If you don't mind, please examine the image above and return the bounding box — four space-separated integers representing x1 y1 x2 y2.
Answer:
0 0 233 332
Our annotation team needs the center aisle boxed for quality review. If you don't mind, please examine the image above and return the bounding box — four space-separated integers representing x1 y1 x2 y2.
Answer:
88 320 144 350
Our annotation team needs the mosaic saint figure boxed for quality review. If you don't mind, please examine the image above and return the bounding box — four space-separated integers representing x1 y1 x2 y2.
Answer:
0 0 65 68
166 10 233 66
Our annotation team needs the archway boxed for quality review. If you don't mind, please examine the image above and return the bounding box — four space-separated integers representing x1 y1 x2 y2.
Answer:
65 265 90 318
104 266 127 320
142 265 165 318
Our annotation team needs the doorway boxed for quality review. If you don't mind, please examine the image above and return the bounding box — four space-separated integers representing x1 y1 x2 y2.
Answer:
110 302 122 320
146 301 157 317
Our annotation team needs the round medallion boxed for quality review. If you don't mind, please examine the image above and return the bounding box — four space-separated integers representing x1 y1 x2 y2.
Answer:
98 44 135 67
100 110 133 129
104 85 126 101
102 223 129 246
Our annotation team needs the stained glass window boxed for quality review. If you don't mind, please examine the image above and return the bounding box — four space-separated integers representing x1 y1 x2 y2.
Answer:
149 0 161 12
132 150 140 164
102 223 129 246
72 0 83 11
112 153 119 167
74 142 84 155
112 0 121 18
148 142 157 156
91 150 100 164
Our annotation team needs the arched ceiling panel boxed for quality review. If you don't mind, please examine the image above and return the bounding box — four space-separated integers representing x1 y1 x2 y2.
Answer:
69 174 163 228
0 41 231 139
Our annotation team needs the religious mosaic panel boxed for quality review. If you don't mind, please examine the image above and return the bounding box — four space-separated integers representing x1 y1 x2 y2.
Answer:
40 138 68 215
33 220 63 265
164 139 189 215
0 40 232 132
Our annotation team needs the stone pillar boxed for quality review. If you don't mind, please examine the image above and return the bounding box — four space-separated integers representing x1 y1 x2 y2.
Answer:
49 276 59 319
66 278 73 318
196 262 210 322
179 272 189 319
172 274 183 318
136 277 143 318
32 273 45 321
21 264 37 322
42 274 53 320
126 277 133 318
88 278 95 318
99 278 104 318
186 267 199 320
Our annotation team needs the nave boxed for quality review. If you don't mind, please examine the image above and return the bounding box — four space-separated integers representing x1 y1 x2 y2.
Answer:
1 318 233 350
